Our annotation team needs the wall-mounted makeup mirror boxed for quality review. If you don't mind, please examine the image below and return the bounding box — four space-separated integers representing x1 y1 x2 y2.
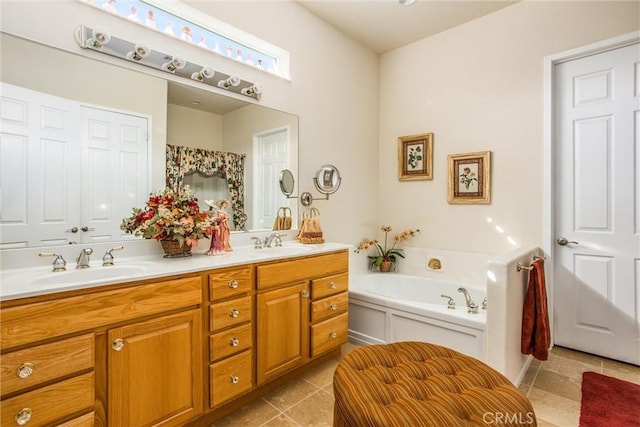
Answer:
279 169 296 197
313 164 342 194
300 164 342 207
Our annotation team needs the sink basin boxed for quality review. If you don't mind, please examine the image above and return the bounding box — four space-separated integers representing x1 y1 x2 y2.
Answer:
256 244 317 257
29 265 148 289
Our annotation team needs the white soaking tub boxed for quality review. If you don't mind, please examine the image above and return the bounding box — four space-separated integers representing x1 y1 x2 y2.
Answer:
348 273 487 360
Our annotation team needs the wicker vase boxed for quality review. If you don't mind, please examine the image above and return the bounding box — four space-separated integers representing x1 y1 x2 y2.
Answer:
379 260 393 273
160 239 192 258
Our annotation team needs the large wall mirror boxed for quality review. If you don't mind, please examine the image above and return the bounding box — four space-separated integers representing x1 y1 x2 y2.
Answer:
0 32 298 249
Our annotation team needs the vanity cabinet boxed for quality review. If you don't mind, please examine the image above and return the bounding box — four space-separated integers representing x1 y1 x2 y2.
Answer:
255 251 349 385
256 282 310 385
206 265 254 408
0 248 349 426
310 272 349 357
108 309 202 426
0 274 202 427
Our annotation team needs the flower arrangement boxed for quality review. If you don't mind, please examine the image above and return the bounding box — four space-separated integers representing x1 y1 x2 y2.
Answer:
355 225 420 271
120 185 212 248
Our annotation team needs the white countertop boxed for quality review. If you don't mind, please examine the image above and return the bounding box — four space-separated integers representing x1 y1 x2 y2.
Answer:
0 241 350 301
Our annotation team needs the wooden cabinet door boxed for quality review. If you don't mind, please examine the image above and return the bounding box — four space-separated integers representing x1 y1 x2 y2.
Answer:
256 283 309 385
108 309 202 427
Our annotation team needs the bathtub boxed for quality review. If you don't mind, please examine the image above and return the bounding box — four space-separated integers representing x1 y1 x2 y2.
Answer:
348 274 487 361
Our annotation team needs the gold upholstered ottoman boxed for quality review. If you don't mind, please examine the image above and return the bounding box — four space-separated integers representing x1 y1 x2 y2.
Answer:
333 342 536 427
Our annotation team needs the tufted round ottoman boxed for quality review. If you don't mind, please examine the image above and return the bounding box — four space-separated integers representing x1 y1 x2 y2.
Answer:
333 342 536 427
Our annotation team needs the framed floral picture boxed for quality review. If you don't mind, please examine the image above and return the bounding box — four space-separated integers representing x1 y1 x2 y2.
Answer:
447 151 491 204
398 133 433 181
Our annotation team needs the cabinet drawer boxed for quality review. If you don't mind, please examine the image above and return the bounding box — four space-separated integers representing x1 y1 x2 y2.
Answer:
311 272 349 300
1 333 94 397
210 323 252 362
1 372 94 427
56 412 95 427
1 275 201 349
311 313 348 357
311 292 348 323
210 350 252 408
210 295 252 332
209 266 252 301
257 251 348 289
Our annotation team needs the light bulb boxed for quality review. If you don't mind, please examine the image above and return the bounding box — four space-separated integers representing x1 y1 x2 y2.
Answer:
191 66 215 81
88 28 111 48
162 56 186 72
241 84 263 96
217 75 241 89
126 43 150 61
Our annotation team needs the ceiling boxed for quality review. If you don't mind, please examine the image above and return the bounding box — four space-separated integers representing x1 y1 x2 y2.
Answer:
296 0 517 54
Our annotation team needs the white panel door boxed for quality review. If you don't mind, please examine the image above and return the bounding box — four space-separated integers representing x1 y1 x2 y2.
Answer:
0 83 80 248
252 127 290 230
554 43 640 365
80 107 148 244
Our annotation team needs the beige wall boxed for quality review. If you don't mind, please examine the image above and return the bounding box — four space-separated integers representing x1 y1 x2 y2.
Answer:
378 1 640 255
0 0 380 246
167 104 223 150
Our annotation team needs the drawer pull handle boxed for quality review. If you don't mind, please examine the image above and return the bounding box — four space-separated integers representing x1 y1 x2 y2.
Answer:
301 290 310 298
228 280 239 289
16 363 34 379
112 338 125 352
329 282 337 289
230 374 239 384
330 303 338 311
14 408 32 425
229 337 240 347
229 309 239 318
329 331 337 339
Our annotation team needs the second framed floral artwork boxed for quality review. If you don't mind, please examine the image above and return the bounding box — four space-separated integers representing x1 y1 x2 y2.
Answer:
447 151 491 204
398 133 433 181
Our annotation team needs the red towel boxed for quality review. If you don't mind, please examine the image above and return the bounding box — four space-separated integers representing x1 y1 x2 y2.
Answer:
521 258 550 360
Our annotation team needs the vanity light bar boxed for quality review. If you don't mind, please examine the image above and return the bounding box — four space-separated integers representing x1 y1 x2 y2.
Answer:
75 25 262 100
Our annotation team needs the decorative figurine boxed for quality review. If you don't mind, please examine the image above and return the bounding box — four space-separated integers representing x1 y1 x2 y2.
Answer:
205 199 233 255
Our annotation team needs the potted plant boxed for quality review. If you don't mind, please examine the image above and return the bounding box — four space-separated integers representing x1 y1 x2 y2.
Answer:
120 185 212 257
355 225 420 272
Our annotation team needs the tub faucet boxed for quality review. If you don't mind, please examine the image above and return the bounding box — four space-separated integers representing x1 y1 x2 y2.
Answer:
457 287 479 314
76 248 93 269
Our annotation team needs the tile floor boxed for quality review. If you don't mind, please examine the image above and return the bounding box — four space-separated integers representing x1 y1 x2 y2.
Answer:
212 343 640 427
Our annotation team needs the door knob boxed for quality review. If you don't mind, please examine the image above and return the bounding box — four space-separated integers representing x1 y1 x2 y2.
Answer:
557 237 579 246
66 227 78 233
81 226 95 232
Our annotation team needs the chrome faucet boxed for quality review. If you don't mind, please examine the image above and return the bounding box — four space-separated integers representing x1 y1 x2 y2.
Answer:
102 246 124 266
457 287 479 314
264 232 284 248
76 248 93 269
39 252 67 272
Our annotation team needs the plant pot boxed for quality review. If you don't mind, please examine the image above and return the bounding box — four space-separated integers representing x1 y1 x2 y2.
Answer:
379 260 393 272
160 239 192 258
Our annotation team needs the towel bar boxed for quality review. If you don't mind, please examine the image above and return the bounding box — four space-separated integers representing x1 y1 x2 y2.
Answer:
517 254 546 272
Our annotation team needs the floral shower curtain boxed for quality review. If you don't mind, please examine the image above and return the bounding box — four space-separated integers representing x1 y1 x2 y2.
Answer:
166 144 247 230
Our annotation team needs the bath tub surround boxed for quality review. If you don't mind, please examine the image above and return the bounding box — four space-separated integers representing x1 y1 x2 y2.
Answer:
347 245 540 385
349 274 486 360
